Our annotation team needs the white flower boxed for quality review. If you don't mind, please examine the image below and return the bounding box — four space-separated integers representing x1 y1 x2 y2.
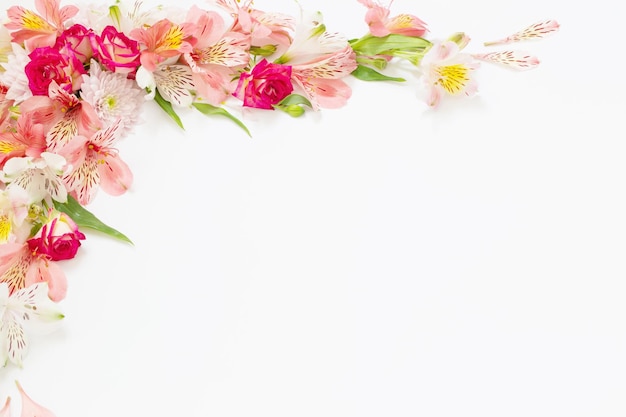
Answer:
0 153 68 205
0 44 31 104
136 61 195 108
0 283 64 367
80 61 146 137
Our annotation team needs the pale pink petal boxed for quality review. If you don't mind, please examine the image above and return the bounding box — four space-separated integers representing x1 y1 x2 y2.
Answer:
16 381 57 417
25 259 67 302
473 50 540 70
0 396 10 417
97 155 133 197
484 20 560 46
300 78 352 109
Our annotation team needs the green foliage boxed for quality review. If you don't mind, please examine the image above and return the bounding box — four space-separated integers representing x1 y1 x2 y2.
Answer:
54 196 133 244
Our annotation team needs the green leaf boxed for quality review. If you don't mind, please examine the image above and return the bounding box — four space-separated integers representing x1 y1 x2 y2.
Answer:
276 94 312 108
154 90 184 129
192 103 251 137
274 94 312 117
351 65 405 82
350 34 431 63
54 196 133 245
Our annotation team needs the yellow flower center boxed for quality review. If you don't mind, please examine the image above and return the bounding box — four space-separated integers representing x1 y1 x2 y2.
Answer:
160 26 185 51
0 214 11 244
436 64 470 95
20 10 54 31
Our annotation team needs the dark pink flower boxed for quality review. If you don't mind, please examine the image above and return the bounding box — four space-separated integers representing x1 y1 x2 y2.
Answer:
55 24 95 64
233 59 293 109
92 25 141 75
25 47 85 95
27 211 86 261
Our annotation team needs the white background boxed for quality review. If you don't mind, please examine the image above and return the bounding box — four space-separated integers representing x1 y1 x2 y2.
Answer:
1 0 625 415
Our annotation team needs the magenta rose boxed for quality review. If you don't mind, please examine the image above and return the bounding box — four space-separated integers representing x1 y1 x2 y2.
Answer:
233 59 294 109
25 47 77 95
92 26 141 75
55 24 95 64
28 212 86 261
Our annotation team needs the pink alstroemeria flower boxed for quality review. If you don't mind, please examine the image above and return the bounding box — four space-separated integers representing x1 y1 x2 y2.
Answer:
0 112 47 168
419 40 480 108
358 0 428 38
129 19 195 72
215 0 294 53
4 0 79 51
0 242 68 302
17 82 101 153
182 6 249 106
59 118 133 205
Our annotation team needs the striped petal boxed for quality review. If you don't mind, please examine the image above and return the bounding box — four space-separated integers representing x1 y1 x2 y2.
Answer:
154 65 195 107
1 313 28 367
63 153 99 205
473 50 540 70
484 20 560 46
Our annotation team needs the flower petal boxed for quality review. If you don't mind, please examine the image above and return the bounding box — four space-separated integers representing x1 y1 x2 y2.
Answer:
473 50 540 70
484 20 560 46
16 381 57 417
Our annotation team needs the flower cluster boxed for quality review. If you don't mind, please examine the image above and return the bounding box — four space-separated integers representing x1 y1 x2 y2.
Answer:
0 0 558 410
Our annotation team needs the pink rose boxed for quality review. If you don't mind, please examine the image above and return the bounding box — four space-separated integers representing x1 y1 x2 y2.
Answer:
25 47 85 95
27 212 86 261
92 26 141 75
56 24 95 64
233 59 294 109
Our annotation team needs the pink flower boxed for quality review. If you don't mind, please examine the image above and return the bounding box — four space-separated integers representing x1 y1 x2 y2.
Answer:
0 242 67 302
55 24 95 64
129 19 194 72
16 381 58 417
27 211 85 261
24 47 85 95
358 0 427 37
92 26 141 75
233 59 294 109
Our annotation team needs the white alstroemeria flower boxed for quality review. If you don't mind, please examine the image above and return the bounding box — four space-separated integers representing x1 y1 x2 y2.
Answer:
80 60 146 137
0 44 31 104
1 153 68 204
0 283 64 367
136 60 195 107
0 187 30 244
275 11 349 65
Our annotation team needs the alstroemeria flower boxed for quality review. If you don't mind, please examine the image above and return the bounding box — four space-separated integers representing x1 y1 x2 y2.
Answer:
418 40 480 108
233 59 293 109
136 61 195 107
0 242 68 302
215 0 294 52
0 282 64 367
275 12 358 110
4 0 79 51
27 210 85 261
0 187 30 244
182 6 249 106
129 19 195 72
92 25 141 75
0 112 47 168
0 152 68 205
358 0 428 37
59 118 133 205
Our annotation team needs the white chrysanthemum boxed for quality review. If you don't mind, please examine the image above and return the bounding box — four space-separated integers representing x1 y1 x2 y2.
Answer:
0 44 32 104
80 61 146 137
